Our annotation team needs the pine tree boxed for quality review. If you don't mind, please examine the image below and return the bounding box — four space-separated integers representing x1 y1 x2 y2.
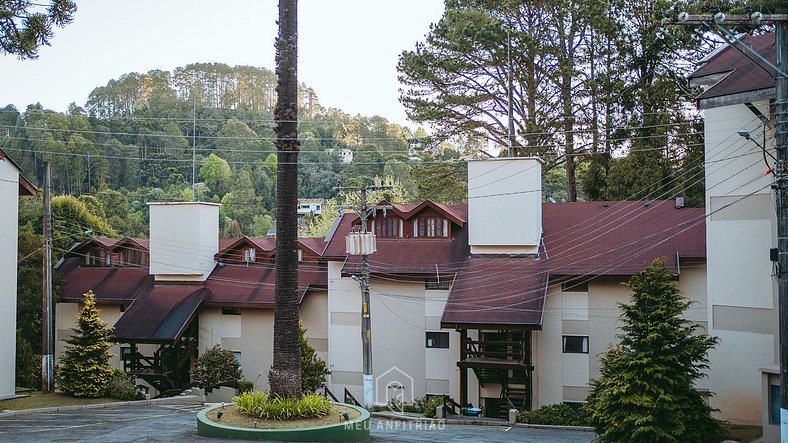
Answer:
299 323 330 393
57 291 114 397
585 259 723 442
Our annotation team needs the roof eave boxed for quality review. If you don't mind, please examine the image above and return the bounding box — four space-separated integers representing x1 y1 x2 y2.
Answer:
697 87 775 110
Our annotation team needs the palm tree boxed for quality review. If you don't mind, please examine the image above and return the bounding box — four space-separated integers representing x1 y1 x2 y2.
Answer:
270 0 302 399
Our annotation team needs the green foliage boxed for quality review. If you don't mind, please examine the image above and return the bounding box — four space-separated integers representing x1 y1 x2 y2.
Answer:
0 0 76 59
584 259 723 442
191 345 243 390
15 330 40 390
517 404 590 426
413 161 467 203
234 392 331 420
415 396 444 418
237 379 254 394
106 369 139 401
51 195 116 253
57 291 114 398
301 200 339 238
299 323 330 393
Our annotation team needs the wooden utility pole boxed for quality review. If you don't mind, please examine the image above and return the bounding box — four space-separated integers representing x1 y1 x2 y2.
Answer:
338 183 391 409
41 162 54 392
664 11 788 439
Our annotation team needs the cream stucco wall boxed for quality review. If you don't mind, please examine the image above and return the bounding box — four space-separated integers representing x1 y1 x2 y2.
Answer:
536 268 708 407
326 260 458 405
704 101 777 425
0 157 20 399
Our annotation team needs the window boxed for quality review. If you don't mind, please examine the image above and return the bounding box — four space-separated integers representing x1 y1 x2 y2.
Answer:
221 307 241 315
105 253 111 266
562 336 589 354
84 248 101 266
298 249 303 262
425 277 450 290
414 217 448 238
243 247 256 263
771 384 780 424
375 217 402 238
233 351 242 365
562 281 588 292
426 332 450 349
120 346 131 360
121 248 146 266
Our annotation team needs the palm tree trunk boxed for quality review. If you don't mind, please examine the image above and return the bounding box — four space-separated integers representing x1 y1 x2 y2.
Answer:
270 0 302 399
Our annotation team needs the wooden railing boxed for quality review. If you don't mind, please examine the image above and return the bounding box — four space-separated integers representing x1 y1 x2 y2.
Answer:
442 394 461 415
344 388 361 407
323 385 339 402
461 338 527 361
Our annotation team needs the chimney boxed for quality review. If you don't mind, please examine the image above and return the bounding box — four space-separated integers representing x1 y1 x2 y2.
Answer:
467 157 543 255
148 202 220 282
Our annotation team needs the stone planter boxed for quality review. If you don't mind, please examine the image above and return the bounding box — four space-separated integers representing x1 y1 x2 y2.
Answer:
196 402 370 442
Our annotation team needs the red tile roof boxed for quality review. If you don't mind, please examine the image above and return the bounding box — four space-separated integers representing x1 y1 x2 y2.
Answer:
689 32 775 104
204 262 327 308
113 286 207 342
59 257 153 303
440 201 705 327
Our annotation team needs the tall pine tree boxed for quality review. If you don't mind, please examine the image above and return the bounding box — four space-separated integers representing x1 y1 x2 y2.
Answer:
58 291 114 397
585 259 722 442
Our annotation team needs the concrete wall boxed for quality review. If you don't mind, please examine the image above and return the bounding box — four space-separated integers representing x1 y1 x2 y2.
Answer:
467 158 542 255
535 268 708 407
326 260 458 405
0 156 20 398
704 102 777 425
148 202 220 281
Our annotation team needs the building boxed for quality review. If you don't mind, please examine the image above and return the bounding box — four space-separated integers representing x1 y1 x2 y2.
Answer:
688 32 779 434
56 158 708 417
297 198 324 217
0 149 36 399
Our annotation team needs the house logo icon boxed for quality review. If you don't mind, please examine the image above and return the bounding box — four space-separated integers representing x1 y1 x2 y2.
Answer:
375 366 414 413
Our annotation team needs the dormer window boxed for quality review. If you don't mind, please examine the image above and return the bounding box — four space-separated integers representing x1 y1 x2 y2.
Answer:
243 247 256 263
374 217 402 238
121 248 146 266
414 217 448 238
84 248 101 266
297 249 303 262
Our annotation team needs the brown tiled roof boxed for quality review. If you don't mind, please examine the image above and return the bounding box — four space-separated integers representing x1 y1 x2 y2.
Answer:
113 286 207 342
441 201 705 328
204 263 327 308
59 257 152 303
689 32 775 103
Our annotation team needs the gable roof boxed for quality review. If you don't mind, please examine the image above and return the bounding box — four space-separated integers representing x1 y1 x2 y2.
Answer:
689 32 776 109
113 286 207 343
0 148 36 196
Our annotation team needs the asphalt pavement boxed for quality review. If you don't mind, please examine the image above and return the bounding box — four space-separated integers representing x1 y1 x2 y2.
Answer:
0 402 596 442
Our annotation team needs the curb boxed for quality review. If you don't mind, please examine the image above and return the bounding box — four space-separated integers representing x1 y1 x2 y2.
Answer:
0 395 206 418
371 412 595 432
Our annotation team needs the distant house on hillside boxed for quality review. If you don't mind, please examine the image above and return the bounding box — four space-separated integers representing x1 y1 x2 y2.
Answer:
0 149 35 399
688 32 779 436
297 198 324 217
55 158 708 418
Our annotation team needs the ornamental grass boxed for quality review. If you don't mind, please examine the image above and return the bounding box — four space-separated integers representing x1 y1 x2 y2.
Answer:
234 391 331 420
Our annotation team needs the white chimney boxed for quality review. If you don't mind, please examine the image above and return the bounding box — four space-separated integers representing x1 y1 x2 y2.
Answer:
148 202 220 281
467 157 543 255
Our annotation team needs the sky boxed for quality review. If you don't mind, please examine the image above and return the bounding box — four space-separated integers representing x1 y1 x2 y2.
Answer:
0 0 446 128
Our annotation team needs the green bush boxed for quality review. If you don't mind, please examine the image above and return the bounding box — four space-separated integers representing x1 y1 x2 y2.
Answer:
234 392 331 420
191 345 242 391
416 396 444 418
106 369 139 400
15 332 40 390
517 404 591 426
237 379 254 394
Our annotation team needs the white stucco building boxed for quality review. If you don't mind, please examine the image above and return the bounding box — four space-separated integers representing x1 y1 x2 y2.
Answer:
0 149 35 399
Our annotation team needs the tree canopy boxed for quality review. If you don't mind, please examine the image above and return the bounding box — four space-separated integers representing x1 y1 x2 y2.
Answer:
585 259 722 442
0 0 76 59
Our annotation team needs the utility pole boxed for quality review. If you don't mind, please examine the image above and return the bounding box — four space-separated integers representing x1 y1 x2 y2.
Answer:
507 28 514 157
41 162 54 393
338 183 392 409
664 10 788 439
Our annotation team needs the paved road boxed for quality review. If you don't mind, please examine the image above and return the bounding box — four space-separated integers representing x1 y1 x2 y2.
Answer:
0 403 596 442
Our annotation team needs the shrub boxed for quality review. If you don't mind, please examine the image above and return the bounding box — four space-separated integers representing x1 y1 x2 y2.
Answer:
191 345 242 391
300 323 330 393
57 291 114 397
15 332 40 390
106 369 139 400
416 396 444 418
237 379 254 394
234 392 331 420
517 404 590 426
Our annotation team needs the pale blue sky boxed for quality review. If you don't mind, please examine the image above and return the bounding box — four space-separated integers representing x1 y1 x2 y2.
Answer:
0 0 445 127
